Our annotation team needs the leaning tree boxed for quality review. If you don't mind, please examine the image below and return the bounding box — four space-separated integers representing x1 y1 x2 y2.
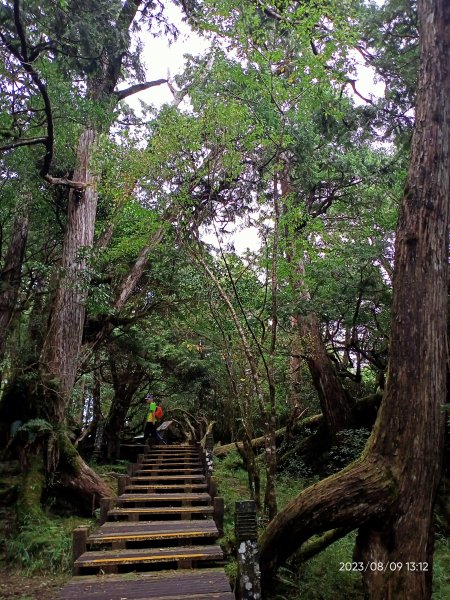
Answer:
259 0 450 598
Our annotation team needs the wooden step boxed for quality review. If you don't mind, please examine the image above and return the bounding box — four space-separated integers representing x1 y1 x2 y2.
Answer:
145 449 200 454
140 458 202 467
137 467 204 474
117 493 211 506
59 568 235 599
145 448 199 456
74 544 224 574
107 506 214 521
88 520 218 547
144 456 201 462
140 461 203 470
126 483 207 492
131 474 206 483
150 445 198 449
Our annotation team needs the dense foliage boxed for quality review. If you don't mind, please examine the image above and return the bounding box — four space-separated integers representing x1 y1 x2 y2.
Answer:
0 1 448 598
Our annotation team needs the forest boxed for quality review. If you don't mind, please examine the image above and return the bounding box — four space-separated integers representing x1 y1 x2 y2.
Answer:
0 0 449 598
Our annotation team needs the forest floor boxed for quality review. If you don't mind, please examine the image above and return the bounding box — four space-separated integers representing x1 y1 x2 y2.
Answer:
0 572 68 600
0 454 448 600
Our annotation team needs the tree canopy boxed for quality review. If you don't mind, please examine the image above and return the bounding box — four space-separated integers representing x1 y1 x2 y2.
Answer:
0 1 448 599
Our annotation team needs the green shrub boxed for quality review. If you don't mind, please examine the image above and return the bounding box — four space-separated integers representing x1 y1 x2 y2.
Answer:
269 533 363 600
326 429 371 474
433 536 450 599
4 516 92 574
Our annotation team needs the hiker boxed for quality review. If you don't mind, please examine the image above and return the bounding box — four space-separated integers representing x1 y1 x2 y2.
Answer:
143 394 164 445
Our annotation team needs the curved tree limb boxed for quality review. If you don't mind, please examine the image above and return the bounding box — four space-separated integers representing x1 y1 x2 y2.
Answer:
0 1 87 188
259 457 396 588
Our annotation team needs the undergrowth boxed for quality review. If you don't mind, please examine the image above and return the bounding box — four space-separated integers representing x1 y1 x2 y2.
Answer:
213 449 450 600
3 515 93 575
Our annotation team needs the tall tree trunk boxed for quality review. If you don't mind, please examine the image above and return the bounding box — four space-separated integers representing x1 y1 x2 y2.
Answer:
281 164 352 441
40 129 97 415
354 1 450 596
259 1 449 596
0 209 29 365
104 357 145 459
299 311 353 439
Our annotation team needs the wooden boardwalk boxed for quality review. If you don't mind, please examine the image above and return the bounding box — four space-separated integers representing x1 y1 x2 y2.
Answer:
58 445 235 600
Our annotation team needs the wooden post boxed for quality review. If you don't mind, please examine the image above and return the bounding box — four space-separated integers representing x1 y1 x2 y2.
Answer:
205 433 214 477
127 462 138 477
208 476 218 498
235 500 261 600
72 526 89 561
118 474 130 495
137 453 144 465
72 526 89 575
214 496 224 537
99 497 114 525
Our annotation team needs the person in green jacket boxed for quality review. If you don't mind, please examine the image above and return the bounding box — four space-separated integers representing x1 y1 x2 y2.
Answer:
143 394 163 445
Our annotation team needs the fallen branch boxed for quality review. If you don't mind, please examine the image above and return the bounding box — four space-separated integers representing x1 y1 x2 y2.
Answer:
214 413 323 457
214 427 287 457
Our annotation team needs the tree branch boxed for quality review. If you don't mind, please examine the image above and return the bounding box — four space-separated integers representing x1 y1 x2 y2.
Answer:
4 1 88 189
115 78 167 101
0 136 47 151
167 53 215 107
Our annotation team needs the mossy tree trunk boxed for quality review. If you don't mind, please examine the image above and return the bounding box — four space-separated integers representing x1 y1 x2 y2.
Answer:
260 1 449 597
0 207 29 369
298 311 354 440
354 1 449 595
34 0 148 507
103 356 145 459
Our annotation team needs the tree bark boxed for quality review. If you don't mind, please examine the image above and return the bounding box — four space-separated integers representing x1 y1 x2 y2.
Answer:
299 312 353 439
214 427 288 457
354 1 450 596
281 163 353 441
40 128 98 416
0 209 29 364
56 443 112 514
103 357 145 458
259 1 449 596
36 0 145 500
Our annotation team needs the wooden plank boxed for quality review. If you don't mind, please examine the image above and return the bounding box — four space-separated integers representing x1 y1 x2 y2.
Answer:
98 519 217 531
126 484 207 491
150 445 198 449
131 475 205 481
145 449 199 454
139 464 203 469
137 468 204 474
144 455 200 460
118 493 211 503
108 506 214 518
141 465 203 470
143 455 201 459
74 544 223 568
59 569 234 600
89 521 218 543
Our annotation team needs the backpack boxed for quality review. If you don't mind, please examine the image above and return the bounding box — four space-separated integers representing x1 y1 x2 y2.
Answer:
155 405 163 419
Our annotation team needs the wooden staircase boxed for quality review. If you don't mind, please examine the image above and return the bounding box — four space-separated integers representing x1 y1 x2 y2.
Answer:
59 444 235 600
